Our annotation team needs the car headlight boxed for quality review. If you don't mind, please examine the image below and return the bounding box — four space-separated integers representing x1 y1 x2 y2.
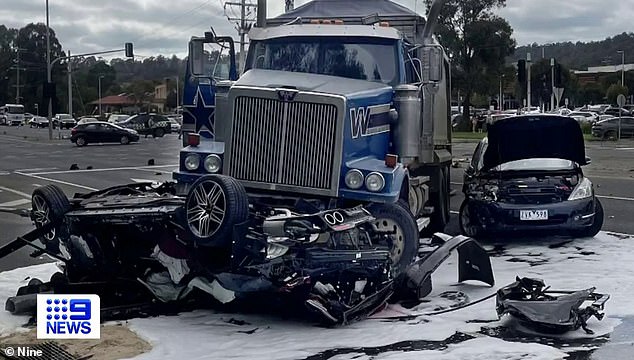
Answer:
568 177 593 201
345 169 364 190
184 153 200 171
365 172 385 192
204 154 222 173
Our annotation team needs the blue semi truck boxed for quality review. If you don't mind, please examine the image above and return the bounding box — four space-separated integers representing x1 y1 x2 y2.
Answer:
173 0 452 271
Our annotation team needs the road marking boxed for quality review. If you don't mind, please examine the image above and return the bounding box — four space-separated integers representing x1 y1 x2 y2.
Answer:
597 195 634 202
450 182 463 186
15 167 59 172
28 164 178 175
450 210 459 214
14 171 98 192
130 178 160 183
32 184 42 187
0 199 31 207
616 148 634 150
0 185 31 198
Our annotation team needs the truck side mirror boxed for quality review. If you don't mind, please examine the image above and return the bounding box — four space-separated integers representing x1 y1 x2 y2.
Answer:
189 39 205 76
421 45 443 83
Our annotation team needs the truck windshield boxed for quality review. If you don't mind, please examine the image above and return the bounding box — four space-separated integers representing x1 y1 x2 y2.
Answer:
6 106 24 114
247 37 398 85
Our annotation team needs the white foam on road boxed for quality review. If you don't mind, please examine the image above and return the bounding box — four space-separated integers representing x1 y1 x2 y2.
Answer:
0 199 30 207
1 232 633 359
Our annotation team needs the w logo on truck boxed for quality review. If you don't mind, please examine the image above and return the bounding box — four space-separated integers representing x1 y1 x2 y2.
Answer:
350 105 391 139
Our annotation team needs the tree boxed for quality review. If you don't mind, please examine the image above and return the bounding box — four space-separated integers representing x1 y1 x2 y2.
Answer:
606 84 628 105
426 0 516 120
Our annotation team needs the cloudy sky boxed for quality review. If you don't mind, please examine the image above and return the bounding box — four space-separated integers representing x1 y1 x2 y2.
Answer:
1 0 632 59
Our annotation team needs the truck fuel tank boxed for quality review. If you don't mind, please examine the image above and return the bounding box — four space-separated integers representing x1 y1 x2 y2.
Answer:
392 84 421 165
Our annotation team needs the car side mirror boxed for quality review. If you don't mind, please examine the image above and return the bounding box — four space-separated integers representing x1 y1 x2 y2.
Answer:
585 156 592 165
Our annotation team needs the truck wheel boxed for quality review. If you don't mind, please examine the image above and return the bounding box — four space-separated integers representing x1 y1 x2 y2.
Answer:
368 202 418 276
570 199 604 238
185 175 249 247
32 185 71 244
458 199 484 238
153 128 165 138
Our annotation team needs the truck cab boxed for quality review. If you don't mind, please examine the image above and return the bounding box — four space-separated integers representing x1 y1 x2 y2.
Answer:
174 0 452 269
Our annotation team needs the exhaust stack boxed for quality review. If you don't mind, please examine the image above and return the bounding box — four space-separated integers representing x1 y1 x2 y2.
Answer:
422 0 447 43
257 0 267 27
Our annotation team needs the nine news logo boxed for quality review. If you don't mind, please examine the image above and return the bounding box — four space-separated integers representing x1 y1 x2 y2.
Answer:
36 294 100 339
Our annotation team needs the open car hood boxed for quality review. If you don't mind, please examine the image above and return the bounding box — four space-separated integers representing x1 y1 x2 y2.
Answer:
482 115 587 171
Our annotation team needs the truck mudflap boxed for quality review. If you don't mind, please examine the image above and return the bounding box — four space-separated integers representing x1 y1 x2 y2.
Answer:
400 234 495 300
496 277 609 334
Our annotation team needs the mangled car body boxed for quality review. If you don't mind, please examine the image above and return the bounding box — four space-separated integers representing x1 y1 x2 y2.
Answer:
460 115 604 238
1 177 494 325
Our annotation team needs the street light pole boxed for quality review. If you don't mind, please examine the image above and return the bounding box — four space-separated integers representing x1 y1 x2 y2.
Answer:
46 0 53 140
499 74 504 111
617 50 625 87
98 75 104 118
67 50 72 117
550 58 555 111
527 52 532 111
175 76 180 111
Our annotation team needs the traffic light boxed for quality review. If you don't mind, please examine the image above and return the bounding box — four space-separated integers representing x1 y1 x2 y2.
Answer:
125 43 134 58
517 60 526 83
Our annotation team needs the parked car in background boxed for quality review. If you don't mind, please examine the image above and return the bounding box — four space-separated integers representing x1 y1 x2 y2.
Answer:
77 117 99 125
107 114 130 124
591 117 634 140
53 114 77 129
601 107 631 117
520 106 541 114
460 115 603 239
117 113 172 137
168 118 181 133
29 116 50 128
569 111 599 124
70 122 140 146
23 112 34 123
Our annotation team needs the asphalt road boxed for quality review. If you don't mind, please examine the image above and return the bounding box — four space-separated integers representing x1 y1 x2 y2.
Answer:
1 125 633 271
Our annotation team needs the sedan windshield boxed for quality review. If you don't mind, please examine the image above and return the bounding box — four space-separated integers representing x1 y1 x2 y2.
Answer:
246 37 398 85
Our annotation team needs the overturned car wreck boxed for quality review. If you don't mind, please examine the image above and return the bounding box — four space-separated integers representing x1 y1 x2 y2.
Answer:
1 176 495 325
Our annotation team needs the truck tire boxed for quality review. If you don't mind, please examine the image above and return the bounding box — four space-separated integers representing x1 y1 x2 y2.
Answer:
424 166 450 235
184 175 249 247
368 202 418 276
31 185 71 244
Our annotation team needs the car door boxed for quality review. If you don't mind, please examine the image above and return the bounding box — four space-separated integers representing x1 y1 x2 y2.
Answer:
622 117 634 138
100 123 119 142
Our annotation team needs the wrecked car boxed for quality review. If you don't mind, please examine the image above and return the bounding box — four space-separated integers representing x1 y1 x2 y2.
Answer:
459 115 604 238
1 176 494 325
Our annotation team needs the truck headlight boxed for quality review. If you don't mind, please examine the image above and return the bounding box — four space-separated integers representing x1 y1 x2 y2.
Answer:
345 169 364 190
568 177 592 201
365 172 385 192
204 154 222 173
184 154 200 171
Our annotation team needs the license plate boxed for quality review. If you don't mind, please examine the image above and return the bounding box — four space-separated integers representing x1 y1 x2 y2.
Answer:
520 209 548 221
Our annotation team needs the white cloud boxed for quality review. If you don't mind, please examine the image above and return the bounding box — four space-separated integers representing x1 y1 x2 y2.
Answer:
1 0 632 58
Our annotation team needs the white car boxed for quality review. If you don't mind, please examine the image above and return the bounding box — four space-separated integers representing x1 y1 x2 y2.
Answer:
569 111 599 124
107 114 130 124
77 117 99 125
520 106 541 114
29 116 51 128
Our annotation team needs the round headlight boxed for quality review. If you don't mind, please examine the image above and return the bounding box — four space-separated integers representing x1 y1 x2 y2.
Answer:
345 169 364 190
204 154 222 173
184 153 200 171
365 172 385 192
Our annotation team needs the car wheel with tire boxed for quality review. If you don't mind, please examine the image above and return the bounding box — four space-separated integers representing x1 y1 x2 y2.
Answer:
185 175 249 247
31 185 71 245
604 130 617 141
120 135 130 145
368 202 419 276
570 199 604 238
458 199 485 238
75 136 87 147
153 128 165 138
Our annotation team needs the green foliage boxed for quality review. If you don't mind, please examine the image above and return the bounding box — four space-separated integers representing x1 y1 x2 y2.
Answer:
606 84 629 105
426 0 516 119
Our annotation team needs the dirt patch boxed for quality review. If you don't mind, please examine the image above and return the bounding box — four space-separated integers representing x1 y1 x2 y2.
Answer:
0 323 151 360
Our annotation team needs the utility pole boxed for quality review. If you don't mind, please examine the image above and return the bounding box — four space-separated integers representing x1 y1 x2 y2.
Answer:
225 1 257 73
98 75 104 118
67 51 72 117
550 58 555 110
527 52 532 110
617 50 625 87
46 0 53 140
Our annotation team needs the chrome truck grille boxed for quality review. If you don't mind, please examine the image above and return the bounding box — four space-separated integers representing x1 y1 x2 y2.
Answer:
225 90 343 195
